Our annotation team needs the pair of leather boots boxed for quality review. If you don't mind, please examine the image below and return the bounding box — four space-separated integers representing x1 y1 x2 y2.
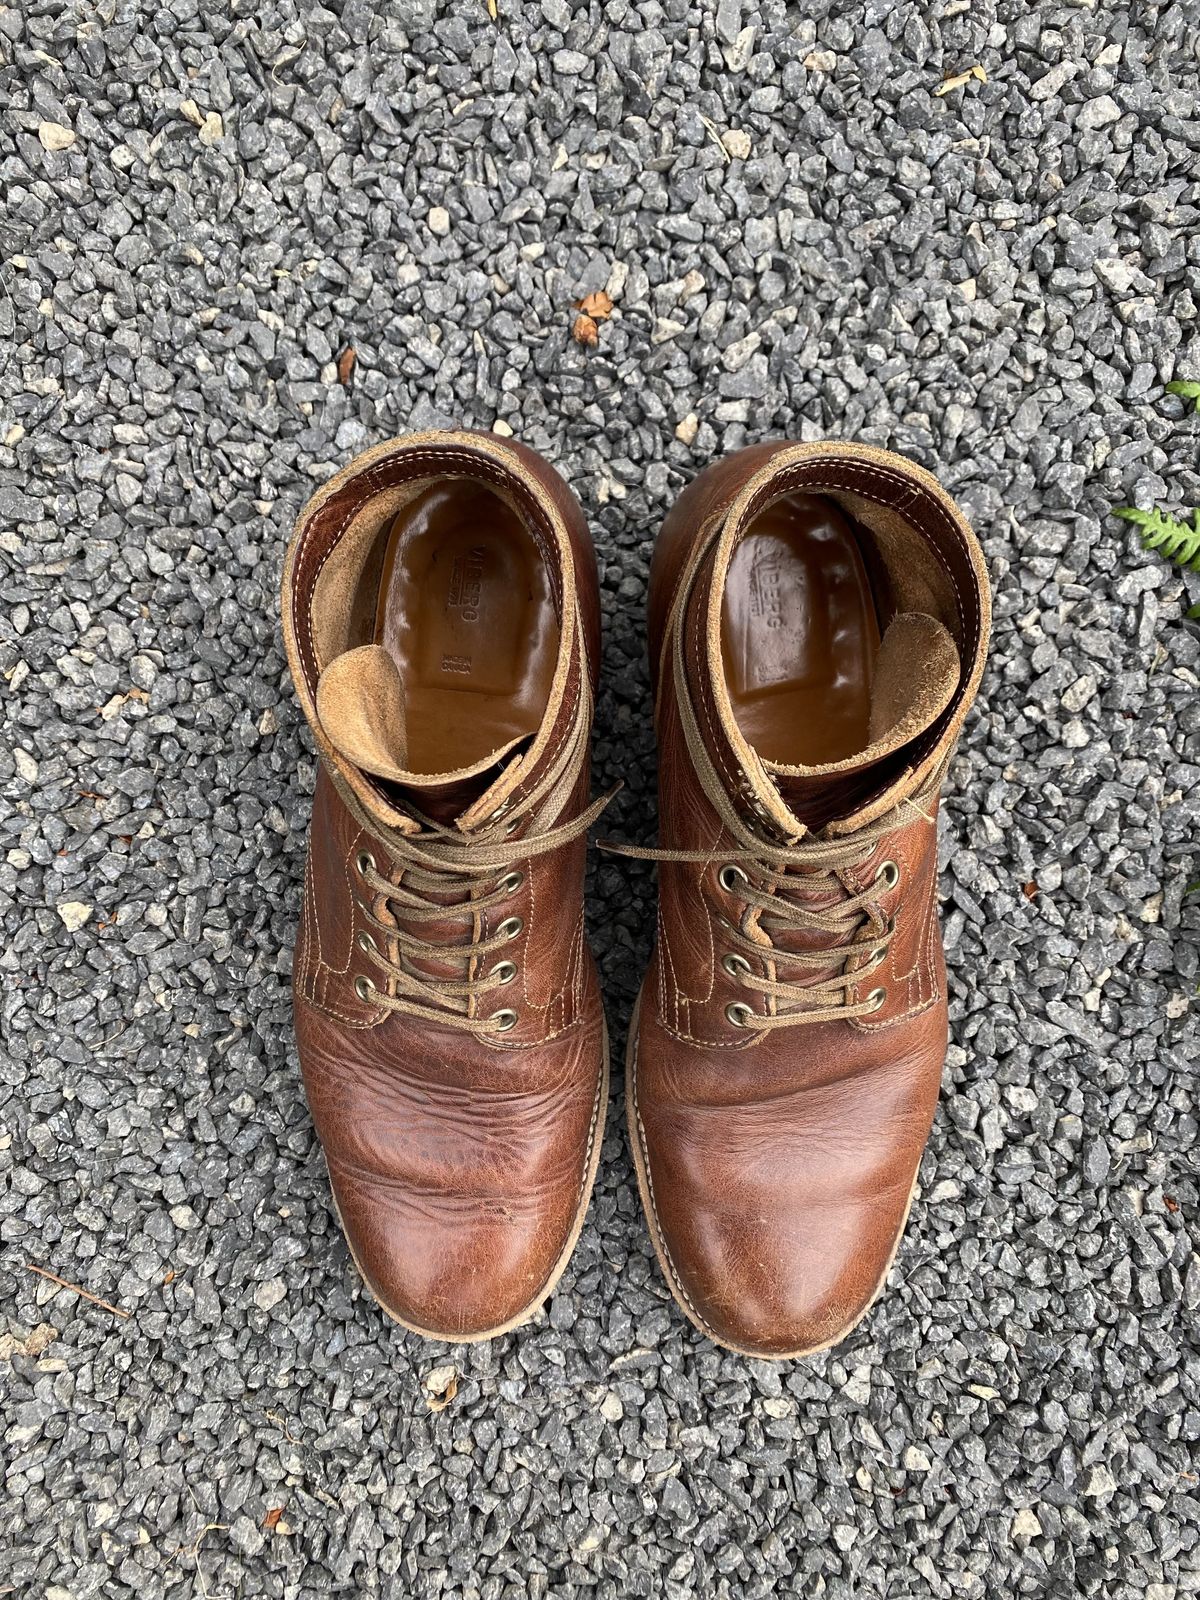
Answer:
281 432 989 1358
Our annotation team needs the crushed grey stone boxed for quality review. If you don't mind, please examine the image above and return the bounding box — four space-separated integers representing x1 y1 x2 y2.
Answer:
0 1 1196 1596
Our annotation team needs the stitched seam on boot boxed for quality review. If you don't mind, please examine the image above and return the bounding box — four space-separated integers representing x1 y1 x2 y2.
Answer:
655 914 671 1028
852 849 942 1032
480 1013 582 1051
687 577 743 802
520 868 540 1013
659 912 685 1037
568 906 586 1025
922 886 941 1006
307 840 361 983
661 1016 762 1048
576 1044 605 1206
305 973 381 1029
298 851 320 1002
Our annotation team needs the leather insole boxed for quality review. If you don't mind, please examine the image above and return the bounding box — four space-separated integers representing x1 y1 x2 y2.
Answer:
721 494 883 766
373 484 558 774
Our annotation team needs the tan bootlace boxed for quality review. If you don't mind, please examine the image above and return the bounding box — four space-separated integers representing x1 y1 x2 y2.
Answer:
604 801 931 1029
327 709 616 1037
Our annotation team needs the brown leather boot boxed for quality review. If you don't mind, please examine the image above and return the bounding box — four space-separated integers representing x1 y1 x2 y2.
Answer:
627 441 990 1357
282 431 609 1341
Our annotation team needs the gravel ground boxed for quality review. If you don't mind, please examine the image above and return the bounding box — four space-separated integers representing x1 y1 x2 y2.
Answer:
2 1 1198 1595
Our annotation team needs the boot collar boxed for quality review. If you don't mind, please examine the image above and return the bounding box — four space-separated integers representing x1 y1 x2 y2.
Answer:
666 442 991 840
282 430 591 840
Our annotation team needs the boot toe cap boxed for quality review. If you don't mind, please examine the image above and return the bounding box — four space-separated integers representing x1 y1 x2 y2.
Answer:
648 1184 912 1357
329 1165 576 1338
299 1012 607 1340
632 1016 937 1358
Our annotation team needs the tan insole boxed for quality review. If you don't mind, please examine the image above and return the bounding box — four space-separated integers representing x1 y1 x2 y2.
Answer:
374 484 559 774
721 494 882 766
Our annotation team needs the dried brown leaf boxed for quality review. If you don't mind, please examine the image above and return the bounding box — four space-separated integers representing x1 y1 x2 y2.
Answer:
264 1508 284 1530
573 291 613 321
336 347 356 385
1022 881 1038 901
571 313 599 348
425 1365 459 1411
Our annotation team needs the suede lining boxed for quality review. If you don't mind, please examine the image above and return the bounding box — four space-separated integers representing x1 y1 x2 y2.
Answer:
763 613 960 779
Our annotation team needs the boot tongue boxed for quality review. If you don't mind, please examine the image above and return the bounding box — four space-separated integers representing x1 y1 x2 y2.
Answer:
315 645 522 825
763 612 960 831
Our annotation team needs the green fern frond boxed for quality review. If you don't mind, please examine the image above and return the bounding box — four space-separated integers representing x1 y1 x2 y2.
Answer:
1113 506 1200 574
1166 380 1200 415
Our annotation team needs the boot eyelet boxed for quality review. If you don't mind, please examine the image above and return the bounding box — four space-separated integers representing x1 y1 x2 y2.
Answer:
718 863 748 893
498 870 523 895
356 931 377 954
492 1008 518 1032
355 849 375 877
866 987 887 1013
726 1001 754 1028
875 859 899 890
722 953 751 978
354 974 376 1002
496 915 523 941
491 959 517 985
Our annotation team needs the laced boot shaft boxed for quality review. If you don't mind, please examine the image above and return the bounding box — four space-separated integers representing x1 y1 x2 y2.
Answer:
335 764 613 1036
711 826 904 1029
610 773 943 1030
353 843 527 1034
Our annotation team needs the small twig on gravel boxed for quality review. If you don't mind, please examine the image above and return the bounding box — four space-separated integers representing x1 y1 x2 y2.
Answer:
25 1264 130 1320
697 115 732 162
172 1489 228 1600
263 1408 299 1445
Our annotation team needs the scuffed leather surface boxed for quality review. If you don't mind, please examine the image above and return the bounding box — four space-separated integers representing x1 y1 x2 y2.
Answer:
287 434 606 1336
296 966 605 1337
635 443 984 1355
632 992 946 1355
